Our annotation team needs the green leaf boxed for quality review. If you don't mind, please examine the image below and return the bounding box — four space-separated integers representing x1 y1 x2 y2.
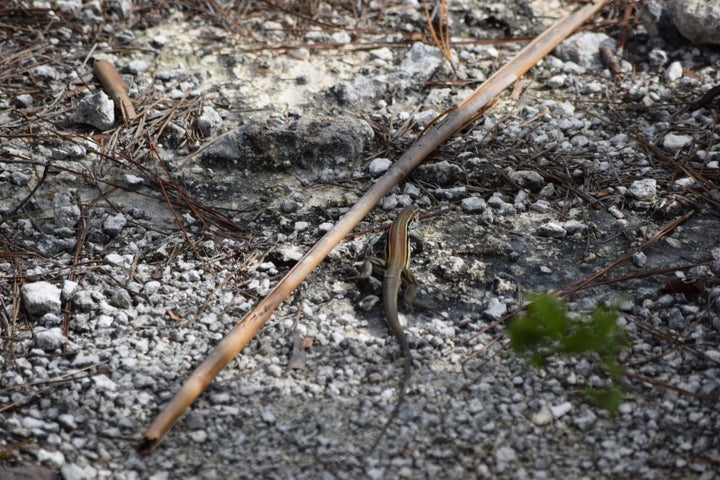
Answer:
507 293 629 413
585 387 624 413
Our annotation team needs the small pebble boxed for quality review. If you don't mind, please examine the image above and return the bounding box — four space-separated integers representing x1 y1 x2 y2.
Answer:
22 281 62 317
628 179 657 201
536 222 567 238
461 196 487 213
73 91 115 130
197 105 222 137
633 251 648 267
14 93 34 108
663 133 692 150
368 157 392 176
664 61 683 82
35 327 67 350
531 406 553 426
550 401 573 418
103 213 127 237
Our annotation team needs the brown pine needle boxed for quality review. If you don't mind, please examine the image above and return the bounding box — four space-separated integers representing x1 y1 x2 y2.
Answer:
423 0 455 74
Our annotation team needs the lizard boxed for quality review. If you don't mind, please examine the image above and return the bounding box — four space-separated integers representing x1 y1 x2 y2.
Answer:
363 205 421 452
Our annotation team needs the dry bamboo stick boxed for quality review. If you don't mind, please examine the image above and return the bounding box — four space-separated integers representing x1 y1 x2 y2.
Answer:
93 59 138 123
138 0 610 453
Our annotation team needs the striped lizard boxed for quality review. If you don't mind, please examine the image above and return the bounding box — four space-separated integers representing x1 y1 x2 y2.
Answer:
363 205 421 451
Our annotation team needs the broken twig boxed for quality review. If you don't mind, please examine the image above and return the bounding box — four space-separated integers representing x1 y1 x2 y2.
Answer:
93 59 138 123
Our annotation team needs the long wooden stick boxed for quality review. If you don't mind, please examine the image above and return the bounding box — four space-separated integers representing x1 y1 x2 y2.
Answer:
138 0 610 453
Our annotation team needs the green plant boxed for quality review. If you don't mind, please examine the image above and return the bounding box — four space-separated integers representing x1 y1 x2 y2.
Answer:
507 293 628 411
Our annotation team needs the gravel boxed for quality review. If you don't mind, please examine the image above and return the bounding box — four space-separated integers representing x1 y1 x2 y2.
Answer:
1 0 719 479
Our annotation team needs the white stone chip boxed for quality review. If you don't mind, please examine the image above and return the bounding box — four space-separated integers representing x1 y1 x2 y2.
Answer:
663 133 692 150
550 401 573 418
628 179 657 201
35 327 67 350
536 222 567 238
22 281 62 316
664 61 683 82
531 406 553 426
368 157 392 176
461 196 487 213
73 91 115 131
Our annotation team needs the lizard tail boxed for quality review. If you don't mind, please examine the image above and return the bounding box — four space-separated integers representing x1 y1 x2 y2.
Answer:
367 336 412 454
